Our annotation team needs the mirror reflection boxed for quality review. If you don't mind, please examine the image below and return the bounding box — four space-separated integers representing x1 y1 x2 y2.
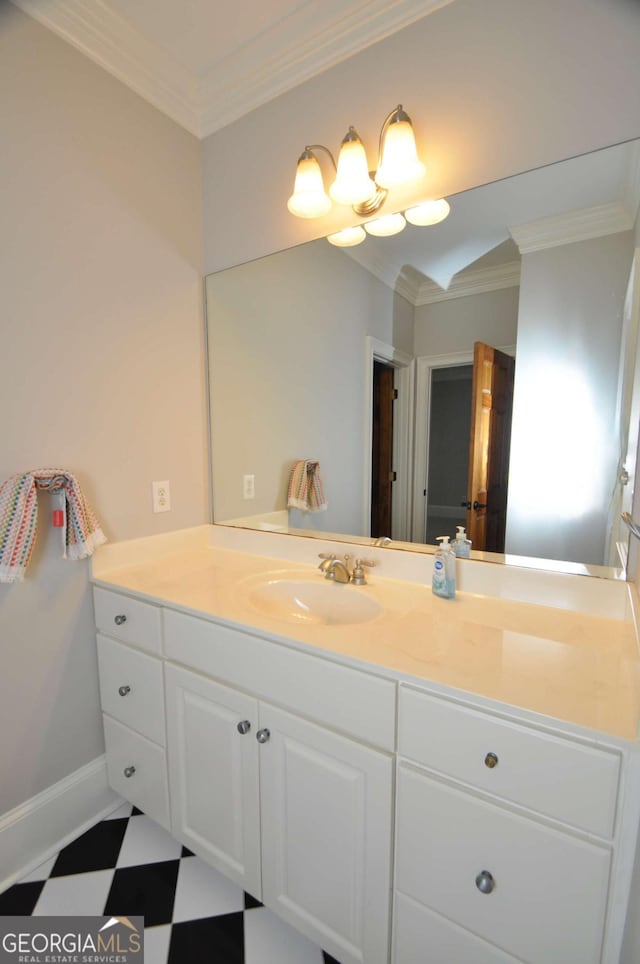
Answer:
206 139 640 576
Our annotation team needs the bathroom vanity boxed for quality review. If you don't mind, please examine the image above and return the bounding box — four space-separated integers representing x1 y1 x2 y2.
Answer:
91 525 640 964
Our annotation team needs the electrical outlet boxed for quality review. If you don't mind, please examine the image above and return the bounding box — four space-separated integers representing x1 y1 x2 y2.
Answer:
243 474 255 500
152 480 171 513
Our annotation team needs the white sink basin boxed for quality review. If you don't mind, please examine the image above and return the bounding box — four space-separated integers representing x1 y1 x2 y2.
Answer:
247 577 381 626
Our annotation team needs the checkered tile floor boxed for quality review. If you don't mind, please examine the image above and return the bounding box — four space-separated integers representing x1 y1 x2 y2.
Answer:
0 803 341 963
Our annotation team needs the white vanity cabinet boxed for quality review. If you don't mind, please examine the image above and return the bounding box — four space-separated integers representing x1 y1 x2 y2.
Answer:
163 612 395 964
165 663 393 963
92 574 640 964
94 587 170 829
393 684 624 964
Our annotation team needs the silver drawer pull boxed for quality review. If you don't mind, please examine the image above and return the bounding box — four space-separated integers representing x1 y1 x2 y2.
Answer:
114 614 127 626
256 728 270 744
123 765 136 778
237 720 251 735
475 870 495 894
118 685 131 697
484 752 499 769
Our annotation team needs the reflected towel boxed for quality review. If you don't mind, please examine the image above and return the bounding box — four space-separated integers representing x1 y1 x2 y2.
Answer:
0 469 106 583
287 460 328 513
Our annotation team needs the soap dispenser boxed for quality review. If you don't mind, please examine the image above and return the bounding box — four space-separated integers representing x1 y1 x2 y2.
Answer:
432 536 456 599
453 525 472 558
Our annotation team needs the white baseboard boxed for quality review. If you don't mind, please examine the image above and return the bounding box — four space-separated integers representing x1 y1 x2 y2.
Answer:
0 755 122 893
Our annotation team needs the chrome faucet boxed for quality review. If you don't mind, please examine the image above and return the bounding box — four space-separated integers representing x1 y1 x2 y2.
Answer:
317 553 376 585
324 558 351 583
373 536 391 547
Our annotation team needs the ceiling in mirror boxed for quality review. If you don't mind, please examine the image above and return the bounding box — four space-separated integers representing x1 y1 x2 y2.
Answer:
345 138 638 294
206 139 640 578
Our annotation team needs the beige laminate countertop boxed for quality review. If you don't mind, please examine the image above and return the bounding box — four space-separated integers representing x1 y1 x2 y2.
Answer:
93 544 640 743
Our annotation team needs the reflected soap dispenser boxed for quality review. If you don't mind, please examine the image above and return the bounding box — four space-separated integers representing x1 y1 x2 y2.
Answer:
453 525 472 558
432 536 456 599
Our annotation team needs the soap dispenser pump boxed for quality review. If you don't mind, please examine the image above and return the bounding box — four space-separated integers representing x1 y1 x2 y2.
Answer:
432 536 456 599
453 525 472 558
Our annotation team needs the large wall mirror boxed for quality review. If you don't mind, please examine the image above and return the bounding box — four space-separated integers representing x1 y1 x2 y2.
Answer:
206 139 640 578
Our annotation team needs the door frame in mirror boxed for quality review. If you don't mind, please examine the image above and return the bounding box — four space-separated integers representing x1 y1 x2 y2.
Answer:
413 346 516 546
364 337 414 542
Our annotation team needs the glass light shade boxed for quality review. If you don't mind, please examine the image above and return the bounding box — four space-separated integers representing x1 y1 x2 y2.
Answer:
326 226 367 247
329 128 377 206
364 213 406 237
405 198 451 226
375 113 425 189
287 152 332 218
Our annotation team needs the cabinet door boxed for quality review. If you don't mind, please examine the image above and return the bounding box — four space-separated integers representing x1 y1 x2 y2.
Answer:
259 704 393 964
165 664 261 898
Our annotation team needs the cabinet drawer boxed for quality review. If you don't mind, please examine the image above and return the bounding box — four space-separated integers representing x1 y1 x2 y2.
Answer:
164 609 396 751
97 635 165 745
396 764 610 964
398 686 619 837
104 715 170 830
393 892 519 964
94 587 162 655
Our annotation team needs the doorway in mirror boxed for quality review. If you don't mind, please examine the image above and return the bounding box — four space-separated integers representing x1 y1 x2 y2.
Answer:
371 360 395 539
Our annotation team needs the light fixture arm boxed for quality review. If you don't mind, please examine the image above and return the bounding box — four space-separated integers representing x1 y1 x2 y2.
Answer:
303 144 337 172
287 103 424 223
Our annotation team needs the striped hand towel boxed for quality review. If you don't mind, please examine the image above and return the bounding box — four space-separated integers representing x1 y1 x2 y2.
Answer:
287 460 328 513
0 469 106 583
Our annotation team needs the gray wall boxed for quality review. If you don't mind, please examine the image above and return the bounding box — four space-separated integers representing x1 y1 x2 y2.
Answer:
414 287 519 357
506 232 634 564
208 240 400 535
0 7 207 816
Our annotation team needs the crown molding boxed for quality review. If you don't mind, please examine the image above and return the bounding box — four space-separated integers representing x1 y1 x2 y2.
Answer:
11 0 453 139
347 256 521 306
395 270 423 305
510 201 634 254
414 260 522 305
623 139 640 223
199 0 453 137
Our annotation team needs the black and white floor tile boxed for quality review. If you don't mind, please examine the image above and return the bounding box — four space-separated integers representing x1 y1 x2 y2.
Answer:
0 803 342 964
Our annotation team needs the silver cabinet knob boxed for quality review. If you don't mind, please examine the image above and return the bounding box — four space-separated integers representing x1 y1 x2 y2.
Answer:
237 720 251 735
256 728 270 744
114 614 127 626
475 870 495 894
118 685 131 697
484 752 499 769
123 765 136 778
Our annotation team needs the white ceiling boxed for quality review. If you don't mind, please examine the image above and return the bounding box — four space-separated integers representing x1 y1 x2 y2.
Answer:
11 0 453 138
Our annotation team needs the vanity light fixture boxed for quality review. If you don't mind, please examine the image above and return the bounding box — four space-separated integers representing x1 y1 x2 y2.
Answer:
326 226 367 247
405 198 451 226
329 128 377 205
364 212 406 237
287 104 425 220
287 104 450 246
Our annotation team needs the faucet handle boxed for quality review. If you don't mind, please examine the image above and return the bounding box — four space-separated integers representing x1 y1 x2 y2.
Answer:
318 552 336 573
352 558 376 585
